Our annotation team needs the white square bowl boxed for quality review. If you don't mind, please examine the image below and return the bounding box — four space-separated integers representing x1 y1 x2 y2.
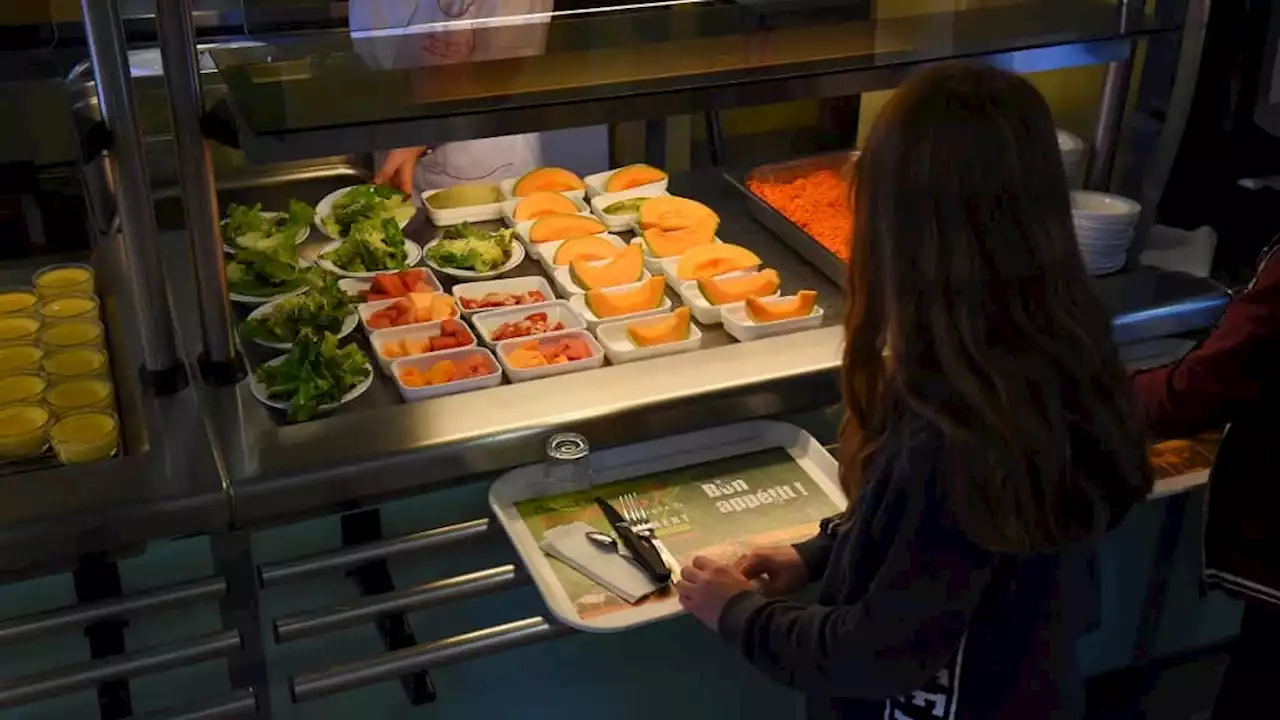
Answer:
721 297 824 342
534 233 628 270
470 301 587 347
391 347 503 402
369 319 477 374
566 282 673 331
595 312 703 364
500 178 587 203
357 295 460 335
338 269 442 303
450 276 557 316
514 211 601 251
676 273 780 325
583 167 669 199
495 329 606 382
589 188 669 233
552 265 654 297
500 195 590 229
421 187 504 226
659 251 756 286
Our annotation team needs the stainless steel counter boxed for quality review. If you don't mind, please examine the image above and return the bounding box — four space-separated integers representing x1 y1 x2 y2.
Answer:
196 171 1229 531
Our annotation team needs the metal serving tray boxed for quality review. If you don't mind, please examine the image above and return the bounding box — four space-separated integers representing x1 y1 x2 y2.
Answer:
724 152 855 287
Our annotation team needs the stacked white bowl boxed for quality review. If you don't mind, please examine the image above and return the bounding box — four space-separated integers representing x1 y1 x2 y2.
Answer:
1071 190 1140 276
1057 129 1086 189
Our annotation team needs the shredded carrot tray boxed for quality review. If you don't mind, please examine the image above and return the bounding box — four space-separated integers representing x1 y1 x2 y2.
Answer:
747 169 853 261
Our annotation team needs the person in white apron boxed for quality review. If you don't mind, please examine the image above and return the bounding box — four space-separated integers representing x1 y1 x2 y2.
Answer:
350 0 552 194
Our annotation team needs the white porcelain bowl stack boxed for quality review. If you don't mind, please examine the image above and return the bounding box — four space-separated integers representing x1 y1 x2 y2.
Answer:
1071 190 1139 277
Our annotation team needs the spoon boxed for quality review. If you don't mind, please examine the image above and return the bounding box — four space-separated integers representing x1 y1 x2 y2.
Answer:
585 531 619 552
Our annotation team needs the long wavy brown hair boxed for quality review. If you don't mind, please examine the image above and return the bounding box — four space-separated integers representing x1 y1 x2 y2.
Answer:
840 64 1152 554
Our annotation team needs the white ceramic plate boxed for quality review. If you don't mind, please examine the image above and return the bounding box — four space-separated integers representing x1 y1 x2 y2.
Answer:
500 195 591 229
315 185 417 240
250 353 375 416
336 268 443 302
595 311 702 364
421 187 505 227
583 167 669 199
242 297 359 350
316 239 423 279
721 297 824 342
675 272 780 325
499 177 587 203
534 233 628 270
495 329 606 382
369 318 477 374
513 212 602 251
552 266 653 297
471 300 586 347
229 283 309 306
450 275 555 315
589 188 669 233
567 287 673 331
423 237 526 281
356 295 460 335
391 347 504 402
222 212 312 254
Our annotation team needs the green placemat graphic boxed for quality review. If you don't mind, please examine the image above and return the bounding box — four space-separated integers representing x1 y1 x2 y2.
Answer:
517 448 842 620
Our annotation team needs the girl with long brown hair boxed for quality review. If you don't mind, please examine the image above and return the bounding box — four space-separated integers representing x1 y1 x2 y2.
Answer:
675 64 1152 719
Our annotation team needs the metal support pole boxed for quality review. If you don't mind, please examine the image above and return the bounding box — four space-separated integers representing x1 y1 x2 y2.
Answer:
81 0 182 380
1087 0 1146 191
156 0 241 379
74 556 131 720
211 532 272 719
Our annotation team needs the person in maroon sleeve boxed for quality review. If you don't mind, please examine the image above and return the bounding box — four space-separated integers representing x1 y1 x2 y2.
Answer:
1131 240 1280 719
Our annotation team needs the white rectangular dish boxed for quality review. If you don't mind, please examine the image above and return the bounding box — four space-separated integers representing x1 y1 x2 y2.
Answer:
640 236 723 274
356 295 460 335
391 347 503 402
595 312 703 364
590 187 667 233
421 187 504 226
676 274 780 325
534 233 628 270
500 178 587 203
450 276 556 316
658 249 753 286
494 329 606 382
514 211 600 250
471 301 587 347
488 420 847 632
583 167 669 199
552 266 654 297
369 319 476 374
338 269 442 302
567 289 673 331
500 195 591 229
721 297 825 342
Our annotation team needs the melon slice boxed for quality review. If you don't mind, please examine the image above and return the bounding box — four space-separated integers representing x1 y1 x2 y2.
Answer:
676 244 761 281
638 196 719 231
746 291 818 323
584 277 666 319
529 214 607 244
627 307 691 347
552 235 621 266
606 164 668 193
642 219 717 258
698 269 780 305
512 167 585 197
513 192 578 222
570 244 644 290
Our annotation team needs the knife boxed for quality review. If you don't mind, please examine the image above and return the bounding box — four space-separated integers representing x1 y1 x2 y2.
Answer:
595 497 671 584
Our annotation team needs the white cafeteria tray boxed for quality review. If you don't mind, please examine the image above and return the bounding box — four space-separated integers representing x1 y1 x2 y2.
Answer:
583 168 670 199
391 347 503 402
501 195 591 229
494 329 605 382
470 301 586 347
450 276 556 316
595 312 703 364
421 187 504 226
368 319 477 374
489 420 847 632
535 233 628 270
721 297 825 342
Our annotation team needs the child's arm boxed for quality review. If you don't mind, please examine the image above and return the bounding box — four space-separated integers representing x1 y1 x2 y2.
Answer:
717 458 995 700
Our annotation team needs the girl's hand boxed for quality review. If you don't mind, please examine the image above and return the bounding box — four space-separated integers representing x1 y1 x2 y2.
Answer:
675 556 755 630
374 147 427 196
735 546 809 597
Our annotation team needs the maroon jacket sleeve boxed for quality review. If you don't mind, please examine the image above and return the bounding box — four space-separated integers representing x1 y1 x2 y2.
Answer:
1132 248 1280 441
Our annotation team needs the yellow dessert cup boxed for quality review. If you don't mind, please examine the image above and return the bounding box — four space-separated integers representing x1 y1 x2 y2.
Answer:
50 411 118 464
0 373 47 406
45 378 114 416
0 404 50 460
0 287 38 315
0 315 41 344
43 347 108 381
38 294 99 323
0 344 43 376
33 263 95 299
39 320 104 351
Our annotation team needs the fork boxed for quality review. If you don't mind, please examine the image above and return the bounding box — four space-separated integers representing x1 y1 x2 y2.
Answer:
620 492 681 582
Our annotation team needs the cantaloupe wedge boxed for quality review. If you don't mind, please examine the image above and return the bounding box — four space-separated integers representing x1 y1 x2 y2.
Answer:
584 277 666 319
553 235 621 266
569 244 644 290
513 192 579 222
529 214 607 244
627 307 691 347
676 244 761 281
512 167 585 196
637 196 719 231
642 218 717 258
698 269 780 305
746 291 818 323
606 164 668 193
